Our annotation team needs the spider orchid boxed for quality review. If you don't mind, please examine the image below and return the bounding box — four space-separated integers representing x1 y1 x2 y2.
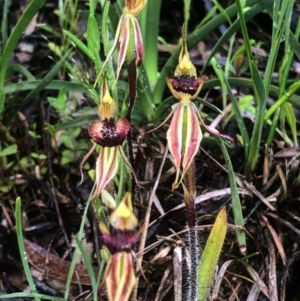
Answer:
99 192 140 301
95 0 147 86
140 36 234 190
79 78 138 202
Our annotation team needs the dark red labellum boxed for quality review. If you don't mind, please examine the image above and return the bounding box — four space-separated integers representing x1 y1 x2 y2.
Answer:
89 117 131 147
102 230 139 254
169 75 202 95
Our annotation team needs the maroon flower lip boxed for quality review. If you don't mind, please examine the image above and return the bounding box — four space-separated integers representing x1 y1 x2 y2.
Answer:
88 117 131 147
168 75 202 95
102 230 139 254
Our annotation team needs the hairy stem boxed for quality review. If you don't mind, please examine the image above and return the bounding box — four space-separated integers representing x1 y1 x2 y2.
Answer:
126 59 140 197
183 162 198 300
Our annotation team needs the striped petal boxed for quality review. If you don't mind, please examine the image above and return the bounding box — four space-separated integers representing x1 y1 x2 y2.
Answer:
167 104 182 189
132 17 143 66
167 103 202 190
106 252 136 301
180 103 202 186
92 147 118 199
116 15 130 83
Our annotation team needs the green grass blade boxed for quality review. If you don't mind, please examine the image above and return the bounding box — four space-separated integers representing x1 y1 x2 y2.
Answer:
235 0 267 172
265 80 300 121
221 72 250 159
0 293 65 300
1 0 12 52
202 77 300 108
135 64 155 124
97 0 117 99
53 115 97 131
219 140 246 251
266 17 300 146
75 237 97 296
64 198 92 299
87 14 102 74
8 48 72 124
197 207 227 301
246 61 266 172
0 0 48 113
235 0 253 62
289 31 300 60
211 56 228 109
263 0 294 92
63 29 95 60
96 250 107 299
139 0 162 88
6 64 36 81
202 2 264 73
3 80 88 94
280 102 298 146
15 197 41 301
213 0 232 25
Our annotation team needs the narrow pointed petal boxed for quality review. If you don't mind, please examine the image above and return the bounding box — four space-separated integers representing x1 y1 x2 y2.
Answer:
175 32 197 77
92 147 118 199
115 15 130 85
166 104 183 189
94 19 123 87
98 77 118 119
78 144 97 187
180 103 202 184
132 17 143 66
196 112 235 147
106 252 136 301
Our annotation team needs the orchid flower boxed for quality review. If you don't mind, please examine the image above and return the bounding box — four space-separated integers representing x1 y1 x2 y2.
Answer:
99 192 139 301
79 78 137 202
140 36 233 190
95 0 147 86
